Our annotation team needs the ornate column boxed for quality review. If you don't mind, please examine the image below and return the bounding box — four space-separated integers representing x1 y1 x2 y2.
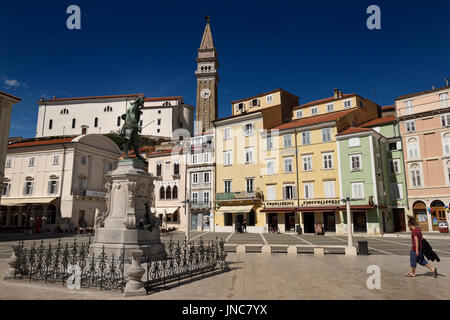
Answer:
123 249 147 297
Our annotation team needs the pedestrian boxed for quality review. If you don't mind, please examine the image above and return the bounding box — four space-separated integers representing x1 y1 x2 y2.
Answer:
407 216 438 278
242 219 247 233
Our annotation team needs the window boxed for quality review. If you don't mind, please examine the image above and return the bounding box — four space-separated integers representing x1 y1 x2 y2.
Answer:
29 157 35 167
244 123 254 136
23 181 34 195
302 155 312 171
163 101 171 106
117 116 121 127
224 128 231 140
157 129 160 133
49 119 53 130
349 137 360 147
322 128 332 142
283 185 296 200
284 157 293 173
390 183 403 200
2 183 10 196
311 107 318 115
266 159 276 175
351 182 364 199
344 100 352 109
246 178 254 193
266 136 274 150
304 183 314 199
158 110 161 114
324 181 335 198
441 114 450 127
173 162 180 175
157 119 161 126
94 117 98 128
156 163 162 176
204 172 210 183
283 134 292 148
410 164 422 187
350 154 362 171
60 108 69 115
72 118 76 129
52 155 59 165
390 159 401 174
302 131 311 145
235 103 244 112
266 185 276 200
191 154 198 164
108 163 113 171
81 156 87 165
443 133 450 155
104 106 112 112
224 151 232 166
192 173 199 184
440 93 448 109
266 95 273 103
327 103 334 112
191 192 198 204
224 180 232 193
406 120 416 133
172 186 178 199
159 186 165 200
405 100 414 115
203 153 210 163
5 158 11 168
250 99 259 107
225 213 233 226
48 180 59 194
203 191 210 204
296 110 303 118
245 147 254 164
407 138 419 158
446 161 450 185
323 153 333 169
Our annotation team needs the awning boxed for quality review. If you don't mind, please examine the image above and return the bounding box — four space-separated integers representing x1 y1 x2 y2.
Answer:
337 205 375 211
261 208 296 213
217 205 254 213
155 207 179 215
296 206 338 212
0 198 57 207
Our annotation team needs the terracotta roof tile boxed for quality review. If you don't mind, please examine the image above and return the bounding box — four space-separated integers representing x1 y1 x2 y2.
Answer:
293 94 356 110
0 90 21 101
395 84 450 101
360 115 396 128
40 94 145 103
270 108 356 131
144 97 182 102
381 105 395 110
8 138 74 148
337 127 372 136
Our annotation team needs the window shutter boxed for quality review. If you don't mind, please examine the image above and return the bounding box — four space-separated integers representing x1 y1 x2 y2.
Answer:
48 181 51 194
55 181 59 194
282 187 286 200
30 182 34 195
23 183 27 195
293 186 297 199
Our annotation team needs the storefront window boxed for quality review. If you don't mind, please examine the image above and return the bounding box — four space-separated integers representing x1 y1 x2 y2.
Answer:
248 210 256 226
225 213 233 226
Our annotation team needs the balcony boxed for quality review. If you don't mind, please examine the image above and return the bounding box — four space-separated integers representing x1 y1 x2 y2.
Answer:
216 191 263 202
189 201 212 209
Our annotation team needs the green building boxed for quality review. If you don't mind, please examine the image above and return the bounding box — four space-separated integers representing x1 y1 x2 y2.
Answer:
336 114 408 235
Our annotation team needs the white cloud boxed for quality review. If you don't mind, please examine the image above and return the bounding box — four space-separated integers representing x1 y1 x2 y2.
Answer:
4 79 20 87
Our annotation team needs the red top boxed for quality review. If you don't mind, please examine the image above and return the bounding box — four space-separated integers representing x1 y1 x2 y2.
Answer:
411 228 423 251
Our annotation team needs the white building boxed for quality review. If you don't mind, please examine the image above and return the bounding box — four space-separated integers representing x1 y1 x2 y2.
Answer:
146 144 188 232
35 94 194 139
0 134 121 232
187 133 215 231
0 91 21 205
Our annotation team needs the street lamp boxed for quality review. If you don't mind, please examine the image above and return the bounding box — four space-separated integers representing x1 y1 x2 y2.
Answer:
341 196 357 256
181 199 190 241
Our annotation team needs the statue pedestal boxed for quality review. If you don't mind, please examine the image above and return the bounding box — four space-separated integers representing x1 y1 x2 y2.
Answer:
90 159 165 259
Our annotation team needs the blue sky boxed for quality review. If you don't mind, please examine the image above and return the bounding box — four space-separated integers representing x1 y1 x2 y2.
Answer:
1 0 450 138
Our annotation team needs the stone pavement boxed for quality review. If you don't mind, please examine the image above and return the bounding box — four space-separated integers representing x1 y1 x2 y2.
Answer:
1 253 449 300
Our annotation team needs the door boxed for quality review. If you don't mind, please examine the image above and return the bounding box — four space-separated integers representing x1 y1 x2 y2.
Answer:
413 201 429 231
353 212 367 233
285 213 295 232
268 213 278 232
393 208 406 232
191 214 198 231
323 212 336 232
203 214 210 231
236 214 244 231
303 213 315 233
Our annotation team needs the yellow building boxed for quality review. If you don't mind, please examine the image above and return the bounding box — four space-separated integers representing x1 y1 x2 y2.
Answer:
213 89 299 233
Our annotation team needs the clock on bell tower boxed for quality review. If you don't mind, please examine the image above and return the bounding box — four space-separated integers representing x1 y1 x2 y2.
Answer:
195 16 219 135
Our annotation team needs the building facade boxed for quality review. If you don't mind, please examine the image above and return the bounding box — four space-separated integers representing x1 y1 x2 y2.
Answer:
146 146 188 231
35 94 194 139
396 84 450 231
0 134 121 231
187 133 215 231
0 91 21 205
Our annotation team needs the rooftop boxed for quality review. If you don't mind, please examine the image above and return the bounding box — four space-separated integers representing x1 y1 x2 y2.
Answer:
360 115 396 128
230 88 299 105
337 127 372 136
293 93 357 110
0 90 21 102
8 137 74 149
395 84 450 101
39 93 145 103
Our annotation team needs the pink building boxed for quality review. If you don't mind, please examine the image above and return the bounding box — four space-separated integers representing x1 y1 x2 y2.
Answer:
396 84 450 231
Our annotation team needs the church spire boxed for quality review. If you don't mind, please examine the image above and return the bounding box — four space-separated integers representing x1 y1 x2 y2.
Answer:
199 16 215 50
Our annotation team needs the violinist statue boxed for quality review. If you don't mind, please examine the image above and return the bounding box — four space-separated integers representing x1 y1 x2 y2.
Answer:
120 97 144 160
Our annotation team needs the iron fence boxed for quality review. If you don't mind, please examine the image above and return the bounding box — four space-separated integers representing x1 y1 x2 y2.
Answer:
11 236 229 294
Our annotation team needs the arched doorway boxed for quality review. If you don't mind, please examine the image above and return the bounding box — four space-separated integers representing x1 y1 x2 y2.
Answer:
430 200 446 232
48 204 57 225
412 201 428 231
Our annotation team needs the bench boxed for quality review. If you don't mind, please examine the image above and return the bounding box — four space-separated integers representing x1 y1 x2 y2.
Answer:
227 243 355 256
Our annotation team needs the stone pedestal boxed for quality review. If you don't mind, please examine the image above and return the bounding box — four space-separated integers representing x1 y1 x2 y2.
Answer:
90 159 165 259
3 245 18 280
123 249 147 297
345 246 357 256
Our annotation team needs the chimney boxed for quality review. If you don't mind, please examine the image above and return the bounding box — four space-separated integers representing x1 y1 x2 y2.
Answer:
53 96 57 100
333 88 339 99
338 90 343 98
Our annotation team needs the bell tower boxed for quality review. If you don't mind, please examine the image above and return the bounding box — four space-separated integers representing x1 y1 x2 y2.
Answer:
195 16 219 134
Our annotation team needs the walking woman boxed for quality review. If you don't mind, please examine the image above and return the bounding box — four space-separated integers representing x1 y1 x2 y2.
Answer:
407 216 438 278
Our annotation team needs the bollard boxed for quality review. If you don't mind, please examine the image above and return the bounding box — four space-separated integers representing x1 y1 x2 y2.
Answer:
123 249 147 297
3 245 19 280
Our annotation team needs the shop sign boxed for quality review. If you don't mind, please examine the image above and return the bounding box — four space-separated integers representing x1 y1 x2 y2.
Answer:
264 200 296 208
300 199 341 206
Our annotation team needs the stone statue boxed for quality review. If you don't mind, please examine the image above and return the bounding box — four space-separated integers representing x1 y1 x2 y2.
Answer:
120 97 144 160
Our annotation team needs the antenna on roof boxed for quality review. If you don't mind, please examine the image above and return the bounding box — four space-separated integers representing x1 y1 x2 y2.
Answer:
445 78 449 86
